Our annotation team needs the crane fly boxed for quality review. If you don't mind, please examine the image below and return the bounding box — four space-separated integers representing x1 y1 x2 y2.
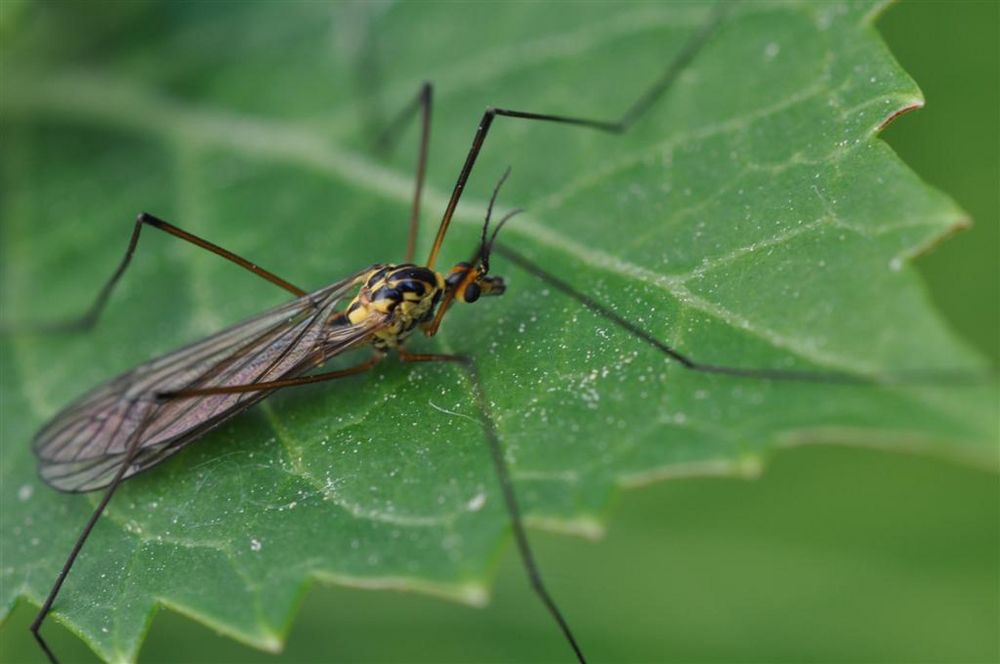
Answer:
7 4 985 663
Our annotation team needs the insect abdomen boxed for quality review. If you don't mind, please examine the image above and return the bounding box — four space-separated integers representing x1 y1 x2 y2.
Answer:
345 264 444 350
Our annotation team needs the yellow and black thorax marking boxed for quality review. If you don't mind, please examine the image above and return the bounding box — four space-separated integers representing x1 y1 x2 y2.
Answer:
344 263 445 350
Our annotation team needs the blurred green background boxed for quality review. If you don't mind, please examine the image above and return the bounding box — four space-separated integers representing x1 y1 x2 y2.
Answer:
1 1 997 663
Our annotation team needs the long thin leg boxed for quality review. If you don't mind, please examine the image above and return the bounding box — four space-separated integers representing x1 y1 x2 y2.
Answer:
398 349 587 663
426 3 730 268
156 355 382 399
355 12 387 148
31 356 384 662
30 403 157 664
496 245 989 386
3 212 306 335
169 351 590 660
371 83 434 263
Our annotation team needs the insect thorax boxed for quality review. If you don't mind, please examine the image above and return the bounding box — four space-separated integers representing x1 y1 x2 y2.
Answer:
346 263 445 350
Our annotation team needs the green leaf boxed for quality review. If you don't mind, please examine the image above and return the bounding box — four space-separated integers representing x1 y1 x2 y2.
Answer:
1 2 995 662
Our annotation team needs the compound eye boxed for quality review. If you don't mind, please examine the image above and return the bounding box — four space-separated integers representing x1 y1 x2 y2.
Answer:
462 282 481 303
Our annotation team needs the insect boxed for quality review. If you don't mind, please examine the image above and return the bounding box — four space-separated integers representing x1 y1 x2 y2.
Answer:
3 3 989 663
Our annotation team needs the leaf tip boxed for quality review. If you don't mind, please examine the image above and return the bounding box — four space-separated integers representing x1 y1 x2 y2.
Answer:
525 515 605 540
458 583 489 608
736 454 765 479
258 633 284 653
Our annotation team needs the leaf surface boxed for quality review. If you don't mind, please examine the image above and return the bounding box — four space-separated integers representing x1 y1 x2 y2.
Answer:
1 2 995 661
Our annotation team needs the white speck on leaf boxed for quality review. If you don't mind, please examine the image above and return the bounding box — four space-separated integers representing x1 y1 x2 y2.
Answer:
250 538 262 552
17 484 33 502
466 492 487 512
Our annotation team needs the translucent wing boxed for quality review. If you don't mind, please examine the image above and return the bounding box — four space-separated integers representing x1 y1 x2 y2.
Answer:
34 270 383 493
